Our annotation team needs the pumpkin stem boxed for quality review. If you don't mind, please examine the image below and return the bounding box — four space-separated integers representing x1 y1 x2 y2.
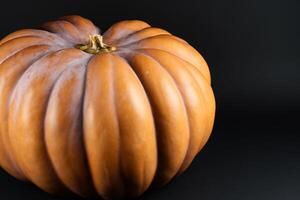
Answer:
75 35 116 54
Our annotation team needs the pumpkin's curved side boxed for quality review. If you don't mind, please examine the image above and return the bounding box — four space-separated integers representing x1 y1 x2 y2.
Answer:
0 44 54 180
83 53 158 199
7 49 87 194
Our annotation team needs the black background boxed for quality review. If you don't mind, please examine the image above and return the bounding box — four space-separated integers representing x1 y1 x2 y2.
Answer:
0 0 299 199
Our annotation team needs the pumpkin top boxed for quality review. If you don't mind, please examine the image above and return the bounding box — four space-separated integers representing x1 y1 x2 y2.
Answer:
0 15 211 84
75 35 117 54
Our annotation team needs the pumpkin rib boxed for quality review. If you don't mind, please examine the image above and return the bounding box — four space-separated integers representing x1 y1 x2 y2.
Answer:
8 49 87 194
103 20 150 45
142 48 215 153
83 54 126 199
117 55 159 194
44 56 97 197
111 54 158 198
0 45 53 181
118 34 187 48
114 27 171 46
132 51 191 186
103 54 152 198
112 55 135 199
126 51 190 186
41 56 87 195
121 35 211 84
110 54 149 198
154 49 215 151
135 47 210 84
0 29 67 46
0 43 54 66
3 47 57 181
41 20 86 44
60 15 100 37
123 53 160 189
133 47 210 85
137 49 210 174
122 34 187 47
178 60 216 152
139 50 214 125
133 50 196 173
57 19 91 43
0 36 62 64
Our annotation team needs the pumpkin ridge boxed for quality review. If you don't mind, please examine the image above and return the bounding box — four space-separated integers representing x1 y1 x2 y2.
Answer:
116 55 158 194
117 33 170 47
159 50 215 151
8 48 88 193
0 44 51 69
139 49 212 172
0 45 53 180
126 51 190 186
132 51 192 176
57 19 89 43
172 57 212 154
143 49 215 153
111 55 158 198
42 61 81 194
0 29 67 46
83 54 127 199
122 35 211 84
0 43 52 66
44 55 94 196
131 47 210 84
4 49 58 181
0 36 61 64
103 20 150 45
59 15 100 37
6 49 59 108
112 27 169 46
179 61 216 151
41 20 84 44
118 34 186 48
124 53 160 188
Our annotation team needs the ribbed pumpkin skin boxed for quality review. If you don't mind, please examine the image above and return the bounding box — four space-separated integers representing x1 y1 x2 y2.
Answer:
0 16 215 199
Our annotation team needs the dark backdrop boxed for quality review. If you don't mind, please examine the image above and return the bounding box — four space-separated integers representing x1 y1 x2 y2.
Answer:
0 0 299 199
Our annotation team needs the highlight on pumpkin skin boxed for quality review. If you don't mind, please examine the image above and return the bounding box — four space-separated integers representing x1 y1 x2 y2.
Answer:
75 34 117 54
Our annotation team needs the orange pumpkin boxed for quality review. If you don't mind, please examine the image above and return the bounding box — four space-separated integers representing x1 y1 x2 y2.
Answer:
0 15 215 199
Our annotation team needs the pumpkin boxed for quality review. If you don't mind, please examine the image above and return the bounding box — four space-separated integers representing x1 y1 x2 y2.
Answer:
0 15 215 199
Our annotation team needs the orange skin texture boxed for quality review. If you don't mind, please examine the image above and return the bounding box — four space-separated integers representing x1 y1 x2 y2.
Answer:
0 15 215 199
